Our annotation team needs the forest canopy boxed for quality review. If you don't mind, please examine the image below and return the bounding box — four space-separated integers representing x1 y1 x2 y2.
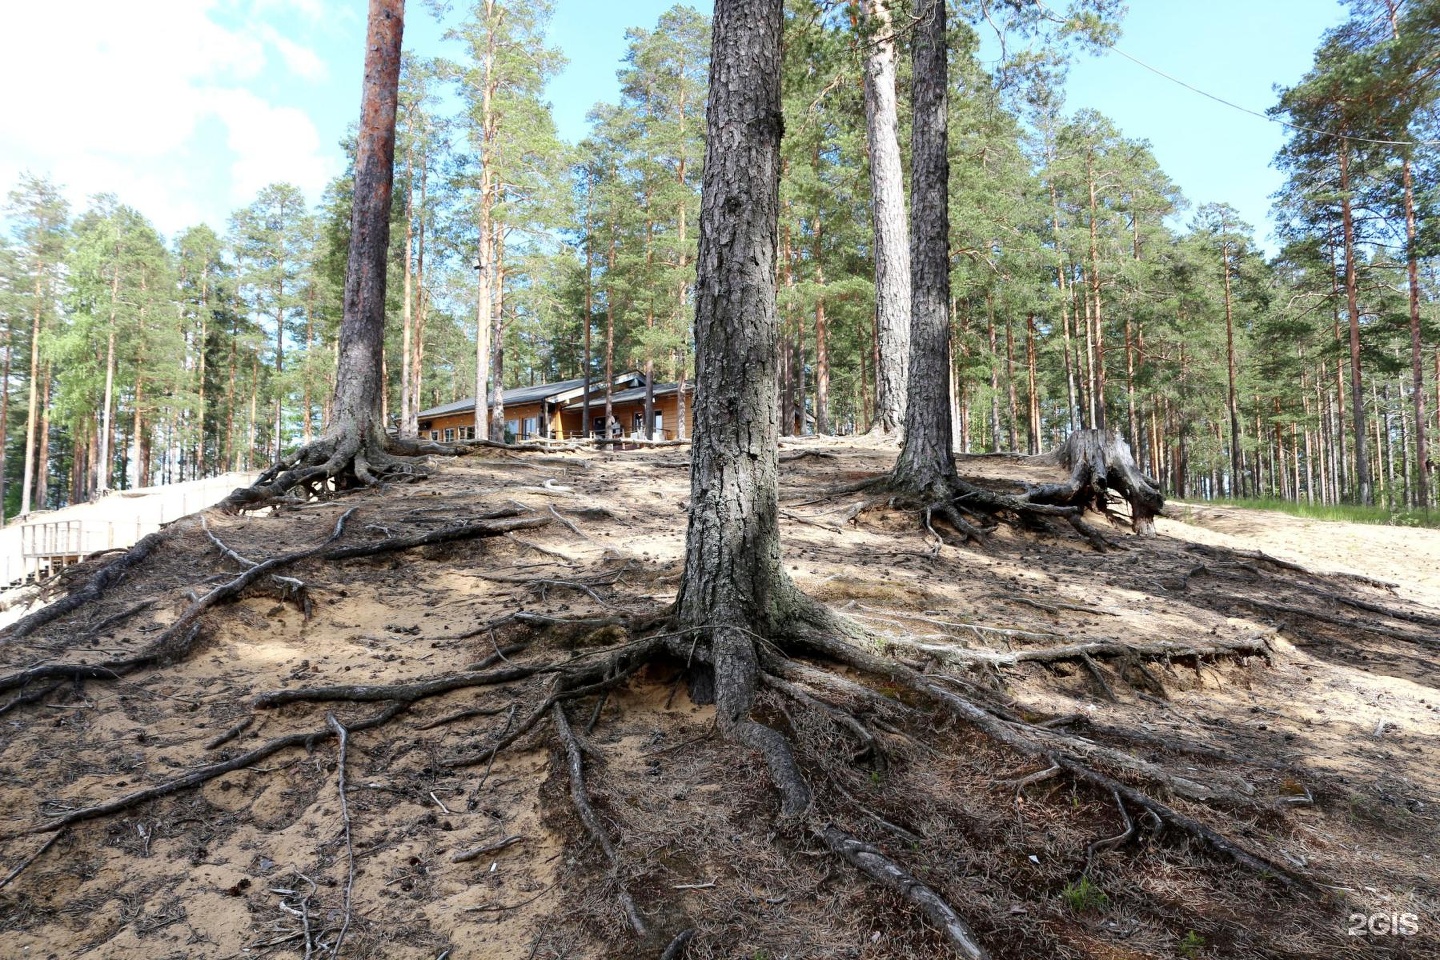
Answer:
1 0 1437 520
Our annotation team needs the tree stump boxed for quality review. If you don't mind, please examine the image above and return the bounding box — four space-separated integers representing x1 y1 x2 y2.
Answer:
1028 429 1164 537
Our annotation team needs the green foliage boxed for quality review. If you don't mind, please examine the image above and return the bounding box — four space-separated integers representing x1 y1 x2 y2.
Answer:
1060 875 1109 913
1201 496 1440 529
3 0 1438 518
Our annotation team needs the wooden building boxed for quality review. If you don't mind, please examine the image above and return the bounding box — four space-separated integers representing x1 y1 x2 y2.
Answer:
558 382 693 440
417 373 698 442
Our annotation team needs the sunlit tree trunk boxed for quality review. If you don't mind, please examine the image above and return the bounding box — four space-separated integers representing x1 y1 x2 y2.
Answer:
858 0 910 435
891 0 954 493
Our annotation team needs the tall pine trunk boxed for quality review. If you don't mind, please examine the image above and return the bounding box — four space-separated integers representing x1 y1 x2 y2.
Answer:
19 272 43 515
473 6 496 441
327 0 404 441
489 229 506 441
399 135 417 439
891 0 954 492
1338 138 1372 504
1222 230 1243 497
97 270 120 495
813 212 830 436
859 0 910 435
36 363 52 507
1401 156 1427 509
0 321 10 517
676 0 801 759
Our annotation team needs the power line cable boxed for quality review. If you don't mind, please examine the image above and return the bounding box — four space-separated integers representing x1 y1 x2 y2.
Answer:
1107 44 1440 147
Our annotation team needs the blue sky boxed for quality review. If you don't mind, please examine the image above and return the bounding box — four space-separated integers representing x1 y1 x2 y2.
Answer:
0 1 1347 252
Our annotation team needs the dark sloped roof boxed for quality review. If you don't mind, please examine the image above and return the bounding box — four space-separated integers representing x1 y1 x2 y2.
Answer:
418 375 643 419
562 382 690 410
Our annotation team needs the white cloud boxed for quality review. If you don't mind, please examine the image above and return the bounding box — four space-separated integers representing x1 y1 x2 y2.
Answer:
208 89 333 202
0 0 339 234
260 27 331 82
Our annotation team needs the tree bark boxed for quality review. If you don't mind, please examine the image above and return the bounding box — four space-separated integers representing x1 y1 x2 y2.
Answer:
582 181 594 439
813 182 831 435
399 132 417 440
1221 229 1243 498
605 230 616 429
1030 429 1164 537
0 320 10 518
328 0 404 440
473 3 496 441
891 0 953 493
489 227 506 441
19 272 43 515
413 160 428 429
1338 139 1371 504
1048 178 1079 433
1401 156 1427 509
1025 313 1040 454
1085 158 1107 431
677 0 801 753
36 362 52 507
97 271 119 496
859 0 910 436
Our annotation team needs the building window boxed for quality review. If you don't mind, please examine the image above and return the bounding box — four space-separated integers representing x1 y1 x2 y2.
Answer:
430 430 440 441
460 426 475 441
444 428 455 442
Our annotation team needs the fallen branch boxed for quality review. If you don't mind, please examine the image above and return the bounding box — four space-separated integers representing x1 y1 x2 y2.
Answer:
452 835 524 863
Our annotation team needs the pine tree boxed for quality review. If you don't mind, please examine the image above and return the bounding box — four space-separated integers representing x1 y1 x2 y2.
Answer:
229 183 312 463
443 0 568 441
5 174 68 514
856 0 910 436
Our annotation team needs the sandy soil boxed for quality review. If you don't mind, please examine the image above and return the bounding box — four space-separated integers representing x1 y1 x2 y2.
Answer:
0 442 1436 959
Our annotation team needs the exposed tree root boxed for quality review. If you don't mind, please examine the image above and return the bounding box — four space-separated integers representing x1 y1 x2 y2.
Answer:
819 826 990 960
1025 429 1164 537
552 703 648 938
325 712 358 959
1229 595 1436 646
0 827 66 893
0 681 62 717
658 928 695 960
1184 542 1398 591
0 480 1343 957
787 621 1310 889
7 702 408 839
878 633 1270 673
254 663 545 708
0 590 1317 957
0 508 553 702
1 527 175 645
850 429 1161 551
219 422 450 513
